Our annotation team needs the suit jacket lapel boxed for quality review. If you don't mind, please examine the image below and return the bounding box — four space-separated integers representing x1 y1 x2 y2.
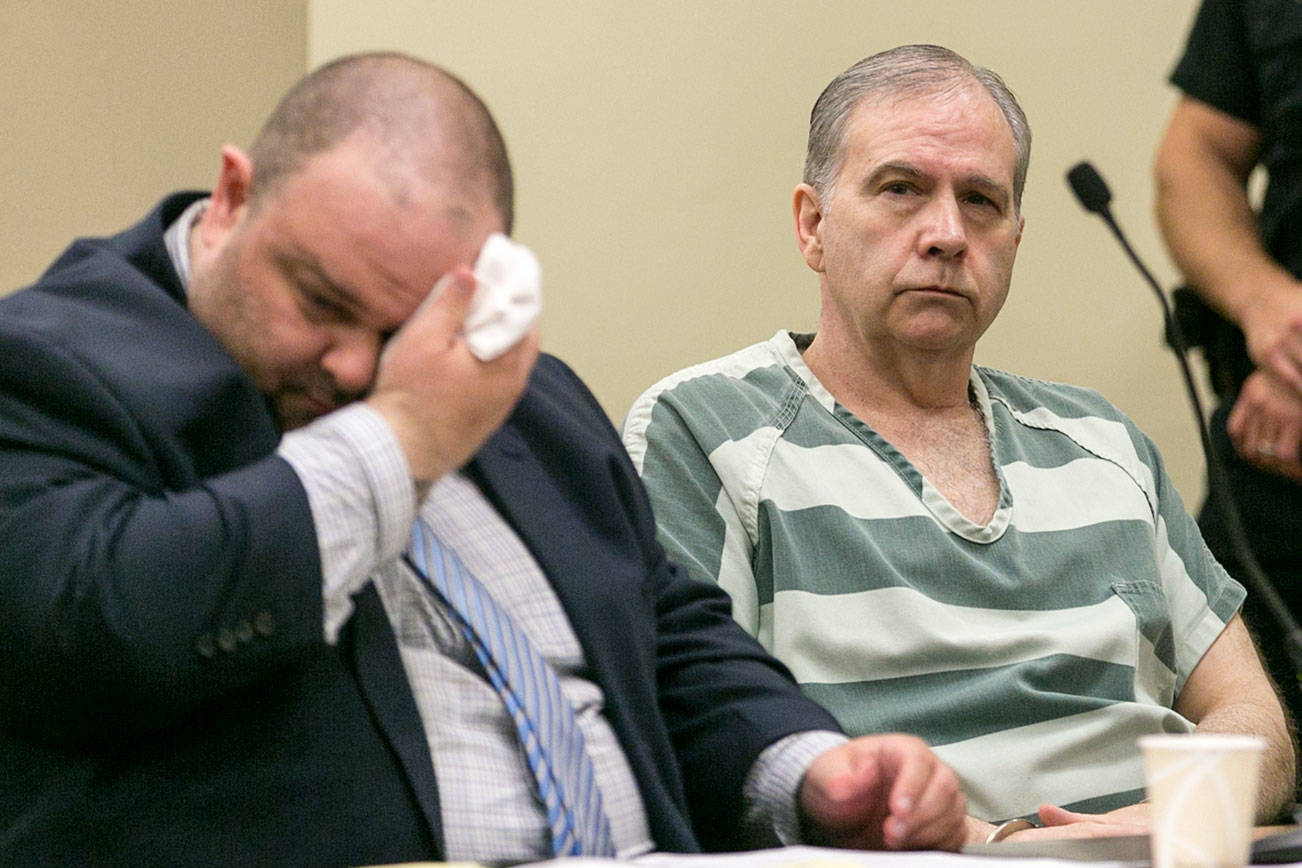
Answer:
348 584 444 850
464 417 700 851
464 424 653 720
339 423 611 859
465 427 593 613
342 425 616 858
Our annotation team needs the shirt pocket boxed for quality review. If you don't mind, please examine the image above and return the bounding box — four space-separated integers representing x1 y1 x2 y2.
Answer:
1110 579 1177 707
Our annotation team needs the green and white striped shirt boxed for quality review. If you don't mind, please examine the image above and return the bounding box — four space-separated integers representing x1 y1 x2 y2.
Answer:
622 331 1244 822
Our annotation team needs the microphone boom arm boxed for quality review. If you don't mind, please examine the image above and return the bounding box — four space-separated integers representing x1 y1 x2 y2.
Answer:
1067 160 1302 681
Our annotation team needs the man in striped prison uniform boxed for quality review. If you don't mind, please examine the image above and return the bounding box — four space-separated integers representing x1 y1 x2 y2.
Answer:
622 45 1295 844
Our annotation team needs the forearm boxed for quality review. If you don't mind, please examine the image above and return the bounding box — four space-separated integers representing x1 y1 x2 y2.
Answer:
1153 98 1298 332
278 402 418 642
1195 699 1296 822
1176 611 1296 823
1155 133 1285 327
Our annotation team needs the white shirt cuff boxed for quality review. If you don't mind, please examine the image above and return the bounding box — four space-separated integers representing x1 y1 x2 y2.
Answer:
743 729 849 846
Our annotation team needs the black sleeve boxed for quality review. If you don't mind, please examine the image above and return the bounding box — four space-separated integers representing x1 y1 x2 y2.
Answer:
0 288 323 746
1171 0 1261 125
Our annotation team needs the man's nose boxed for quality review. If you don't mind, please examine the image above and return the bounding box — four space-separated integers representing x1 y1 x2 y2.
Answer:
918 194 967 258
321 327 381 396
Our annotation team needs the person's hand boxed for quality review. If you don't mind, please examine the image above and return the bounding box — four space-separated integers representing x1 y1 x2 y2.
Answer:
365 267 539 484
799 734 966 852
998 803 1148 842
1238 278 1302 400
1227 370 1302 480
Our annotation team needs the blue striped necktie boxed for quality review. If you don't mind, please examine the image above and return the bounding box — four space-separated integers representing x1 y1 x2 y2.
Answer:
405 518 616 858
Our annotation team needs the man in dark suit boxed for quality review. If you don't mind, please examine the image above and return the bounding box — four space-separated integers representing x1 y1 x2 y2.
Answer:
0 52 964 865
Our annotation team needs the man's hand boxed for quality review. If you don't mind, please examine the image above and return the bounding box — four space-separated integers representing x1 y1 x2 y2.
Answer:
799 734 966 852
1228 369 1302 479
966 803 1147 845
1239 279 1302 401
365 267 539 484
1013 803 1148 840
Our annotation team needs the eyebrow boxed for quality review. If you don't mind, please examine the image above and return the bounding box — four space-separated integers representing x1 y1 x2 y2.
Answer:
861 162 924 193
863 162 1012 207
276 244 364 316
961 174 1012 207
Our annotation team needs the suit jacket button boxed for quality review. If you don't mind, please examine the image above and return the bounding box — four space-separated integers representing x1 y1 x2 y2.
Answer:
195 634 217 659
253 611 275 637
235 619 254 643
217 628 237 653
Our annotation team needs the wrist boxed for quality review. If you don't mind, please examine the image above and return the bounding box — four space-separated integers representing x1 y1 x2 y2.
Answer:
364 393 452 485
965 816 1000 845
1232 273 1302 335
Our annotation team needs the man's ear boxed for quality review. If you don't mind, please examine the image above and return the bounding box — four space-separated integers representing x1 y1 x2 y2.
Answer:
197 145 254 250
793 183 826 272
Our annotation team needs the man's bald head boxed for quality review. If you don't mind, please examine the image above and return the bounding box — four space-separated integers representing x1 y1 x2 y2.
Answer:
246 52 514 232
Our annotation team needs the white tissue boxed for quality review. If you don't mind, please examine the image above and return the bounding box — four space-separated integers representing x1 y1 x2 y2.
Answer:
462 232 542 361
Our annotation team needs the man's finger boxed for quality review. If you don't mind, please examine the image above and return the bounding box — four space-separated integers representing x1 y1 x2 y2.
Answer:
884 740 935 819
421 268 478 335
887 759 963 848
1039 803 1089 827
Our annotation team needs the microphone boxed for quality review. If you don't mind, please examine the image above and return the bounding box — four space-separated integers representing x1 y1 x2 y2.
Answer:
1066 162 1112 216
1066 160 1302 680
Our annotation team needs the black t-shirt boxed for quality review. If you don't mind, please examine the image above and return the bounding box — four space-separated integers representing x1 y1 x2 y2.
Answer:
1172 0 1302 278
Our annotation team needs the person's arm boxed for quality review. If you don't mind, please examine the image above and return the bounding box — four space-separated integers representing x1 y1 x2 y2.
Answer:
645 543 969 851
280 270 539 641
1176 613 1296 820
622 417 969 849
277 403 419 642
1028 614 1292 838
0 268 535 746
0 379 324 744
1155 96 1302 474
1030 614 1293 838
797 735 967 851
624 380 969 849
1226 369 1302 477
1155 97 1270 334
1014 426 1292 840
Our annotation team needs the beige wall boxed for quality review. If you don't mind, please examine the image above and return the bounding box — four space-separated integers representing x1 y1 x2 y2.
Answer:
0 1 307 295
3 3 1211 507
309 0 1211 504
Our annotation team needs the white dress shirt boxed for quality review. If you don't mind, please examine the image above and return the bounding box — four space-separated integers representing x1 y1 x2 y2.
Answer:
165 201 845 862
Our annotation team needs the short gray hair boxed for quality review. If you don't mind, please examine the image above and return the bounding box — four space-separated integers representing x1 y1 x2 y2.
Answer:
804 44 1031 211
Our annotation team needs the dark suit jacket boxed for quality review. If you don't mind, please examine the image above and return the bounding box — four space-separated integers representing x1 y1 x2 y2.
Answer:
0 195 839 866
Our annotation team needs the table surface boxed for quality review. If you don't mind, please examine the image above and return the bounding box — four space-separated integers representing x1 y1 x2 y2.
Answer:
367 831 1302 868
364 832 1302 868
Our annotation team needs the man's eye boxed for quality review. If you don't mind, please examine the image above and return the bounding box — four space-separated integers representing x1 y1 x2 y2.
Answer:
303 289 347 320
883 182 912 195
